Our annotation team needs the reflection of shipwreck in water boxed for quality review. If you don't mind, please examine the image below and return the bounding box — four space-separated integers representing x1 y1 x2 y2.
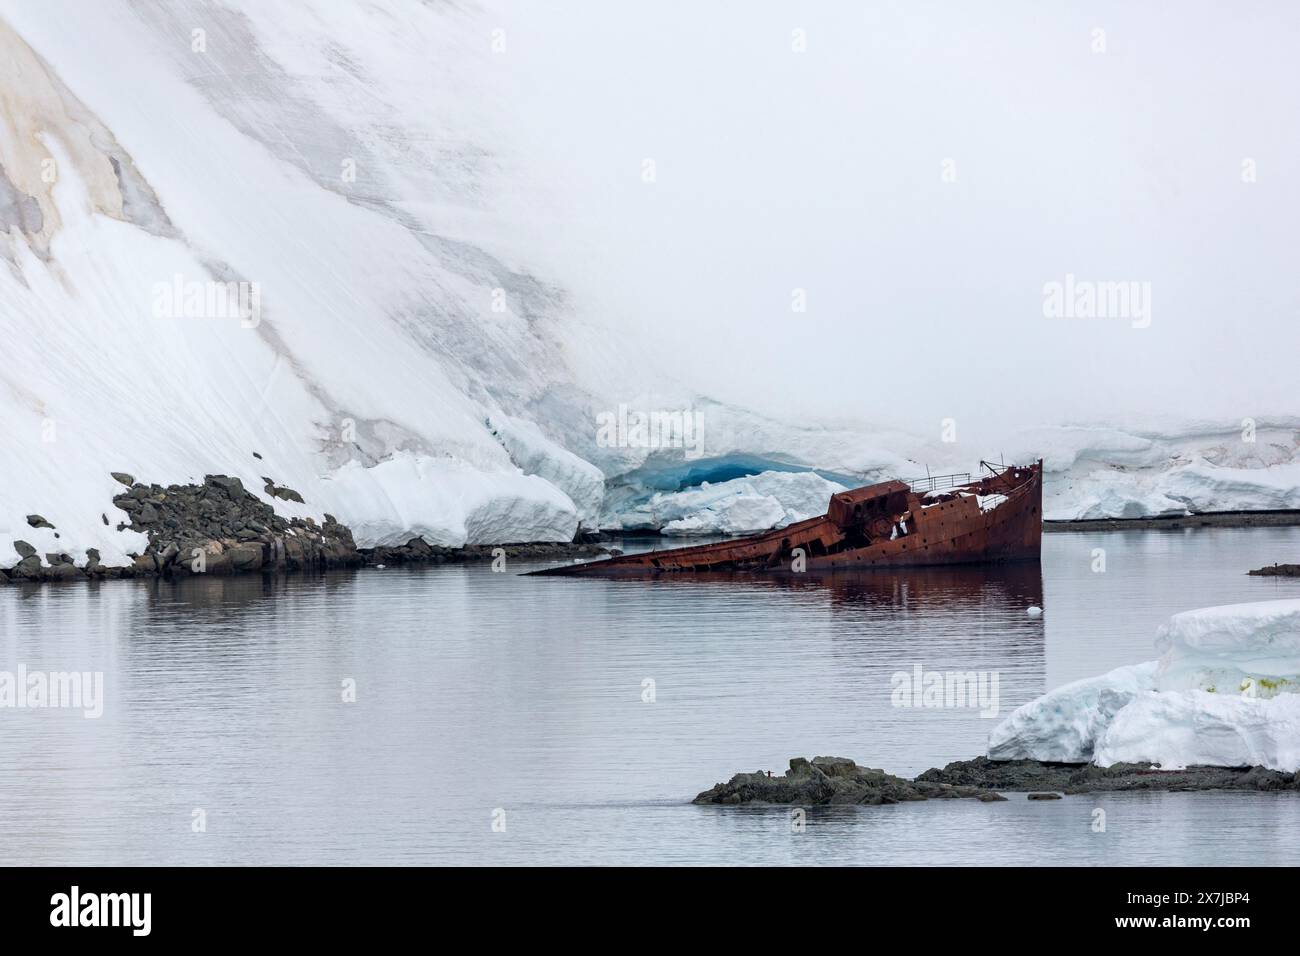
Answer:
531 460 1043 577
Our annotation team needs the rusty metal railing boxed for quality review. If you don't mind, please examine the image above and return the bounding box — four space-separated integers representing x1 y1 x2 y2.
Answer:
903 472 972 494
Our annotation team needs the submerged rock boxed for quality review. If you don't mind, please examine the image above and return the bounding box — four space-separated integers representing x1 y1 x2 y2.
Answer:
693 756 1005 806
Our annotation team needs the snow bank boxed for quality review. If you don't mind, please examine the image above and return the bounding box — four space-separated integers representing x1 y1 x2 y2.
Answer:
1094 692 1300 771
1155 600 1300 697
988 599 1300 771
324 454 577 548
487 416 604 530
987 662 1158 763
1024 422 1300 520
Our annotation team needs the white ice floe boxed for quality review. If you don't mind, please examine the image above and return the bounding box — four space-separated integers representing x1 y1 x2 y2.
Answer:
988 599 1300 771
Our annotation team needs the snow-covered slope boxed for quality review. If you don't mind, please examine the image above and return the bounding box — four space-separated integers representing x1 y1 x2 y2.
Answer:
988 600 1300 771
0 0 609 563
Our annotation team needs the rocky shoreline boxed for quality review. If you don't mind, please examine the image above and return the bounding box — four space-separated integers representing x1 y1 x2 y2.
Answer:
1045 509 1300 532
694 755 1300 807
1 473 614 585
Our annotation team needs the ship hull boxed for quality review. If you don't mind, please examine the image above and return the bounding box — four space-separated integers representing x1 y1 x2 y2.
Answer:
529 460 1042 577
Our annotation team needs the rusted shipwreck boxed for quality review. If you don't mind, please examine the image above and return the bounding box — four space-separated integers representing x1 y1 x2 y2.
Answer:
530 460 1043 576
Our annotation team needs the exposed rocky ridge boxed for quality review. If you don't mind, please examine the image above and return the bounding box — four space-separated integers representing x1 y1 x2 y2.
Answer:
695 755 1300 807
693 756 1007 806
1248 563 1300 577
1 472 616 584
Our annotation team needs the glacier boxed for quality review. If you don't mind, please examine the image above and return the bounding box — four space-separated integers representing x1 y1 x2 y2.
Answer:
2 1 1300 573
988 599 1300 772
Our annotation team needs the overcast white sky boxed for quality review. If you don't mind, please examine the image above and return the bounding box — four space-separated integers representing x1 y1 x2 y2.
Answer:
479 0 1299 437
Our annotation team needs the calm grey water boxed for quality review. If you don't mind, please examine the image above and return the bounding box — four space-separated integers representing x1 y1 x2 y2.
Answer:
1 527 1298 865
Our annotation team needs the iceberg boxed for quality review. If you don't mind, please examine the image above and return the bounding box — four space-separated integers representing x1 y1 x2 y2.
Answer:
988 599 1300 771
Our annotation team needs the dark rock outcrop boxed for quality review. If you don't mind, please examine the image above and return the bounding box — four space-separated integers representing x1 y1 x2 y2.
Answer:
696 755 1300 807
693 756 1006 806
1248 563 1300 577
262 477 306 504
109 474 362 578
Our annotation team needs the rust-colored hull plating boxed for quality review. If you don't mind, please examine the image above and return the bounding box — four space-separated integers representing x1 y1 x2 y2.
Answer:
529 460 1043 577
